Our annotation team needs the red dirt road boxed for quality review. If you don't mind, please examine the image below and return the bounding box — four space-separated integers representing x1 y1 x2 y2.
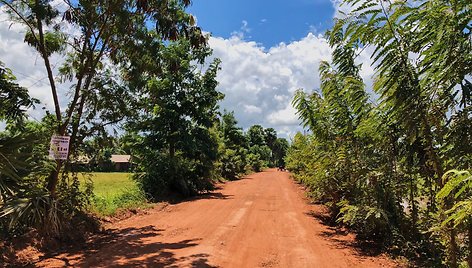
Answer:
38 169 396 267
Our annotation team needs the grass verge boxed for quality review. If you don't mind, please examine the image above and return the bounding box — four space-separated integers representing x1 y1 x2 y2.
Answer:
79 172 149 216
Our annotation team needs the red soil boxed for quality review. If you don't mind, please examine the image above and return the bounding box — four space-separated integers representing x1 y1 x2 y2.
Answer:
37 169 398 267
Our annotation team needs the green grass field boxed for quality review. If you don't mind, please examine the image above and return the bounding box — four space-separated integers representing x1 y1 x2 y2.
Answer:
79 173 148 216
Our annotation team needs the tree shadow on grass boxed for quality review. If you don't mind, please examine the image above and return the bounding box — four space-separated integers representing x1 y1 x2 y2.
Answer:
40 225 217 267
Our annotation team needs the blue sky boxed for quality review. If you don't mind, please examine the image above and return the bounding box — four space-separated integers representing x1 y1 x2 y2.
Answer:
183 0 345 137
1 0 374 138
188 0 335 48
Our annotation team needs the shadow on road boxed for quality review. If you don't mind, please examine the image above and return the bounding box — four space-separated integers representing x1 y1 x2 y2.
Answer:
305 209 385 257
40 225 217 267
194 191 233 201
164 191 234 205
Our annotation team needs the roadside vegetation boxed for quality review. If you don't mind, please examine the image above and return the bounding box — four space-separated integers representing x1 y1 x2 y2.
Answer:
286 0 471 267
78 173 147 217
1 0 468 267
0 0 288 251
1 0 206 241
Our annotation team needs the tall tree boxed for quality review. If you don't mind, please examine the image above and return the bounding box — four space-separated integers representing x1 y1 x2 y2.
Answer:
264 128 277 166
131 40 223 197
0 61 37 125
247 125 266 147
221 111 247 150
1 0 207 198
329 0 471 265
218 111 248 180
273 137 289 167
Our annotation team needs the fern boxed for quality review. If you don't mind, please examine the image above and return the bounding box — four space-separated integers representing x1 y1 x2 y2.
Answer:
437 170 472 228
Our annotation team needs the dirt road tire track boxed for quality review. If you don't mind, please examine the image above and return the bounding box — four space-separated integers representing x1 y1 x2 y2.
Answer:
38 169 396 267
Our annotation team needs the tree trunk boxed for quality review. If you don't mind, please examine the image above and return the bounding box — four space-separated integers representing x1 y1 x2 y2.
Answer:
34 1 64 199
410 175 418 224
449 226 459 268
169 141 175 159
46 160 62 198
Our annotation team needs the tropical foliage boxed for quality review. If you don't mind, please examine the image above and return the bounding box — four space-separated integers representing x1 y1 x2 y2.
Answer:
287 0 471 266
0 0 206 197
129 40 223 197
218 111 249 180
0 0 206 236
0 0 290 236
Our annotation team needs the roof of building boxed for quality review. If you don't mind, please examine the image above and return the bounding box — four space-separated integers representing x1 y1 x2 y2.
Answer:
111 154 132 163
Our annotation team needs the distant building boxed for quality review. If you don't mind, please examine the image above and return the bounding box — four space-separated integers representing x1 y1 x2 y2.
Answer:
111 154 133 172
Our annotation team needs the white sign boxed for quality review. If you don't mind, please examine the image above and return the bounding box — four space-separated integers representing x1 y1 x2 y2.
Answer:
49 135 70 160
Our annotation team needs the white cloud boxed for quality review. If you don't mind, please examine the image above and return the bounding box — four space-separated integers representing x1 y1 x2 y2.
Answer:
331 0 357 18
0 9 58 120
267 103 299 125
207 29 376 138
207 33 333 137
241 20 250 32
1 5 376 139
0 8 332 138
0 4 78 122
231 20 252 40
243 104 262 114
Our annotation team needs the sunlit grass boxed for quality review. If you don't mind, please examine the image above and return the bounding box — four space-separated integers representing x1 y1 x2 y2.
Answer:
79 173 149 216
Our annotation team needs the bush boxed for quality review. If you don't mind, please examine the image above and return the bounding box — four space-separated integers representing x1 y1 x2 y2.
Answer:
1 173 94 237
246 153 263 172
220 148 247 180
134 151 216 199
336 200 390 242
